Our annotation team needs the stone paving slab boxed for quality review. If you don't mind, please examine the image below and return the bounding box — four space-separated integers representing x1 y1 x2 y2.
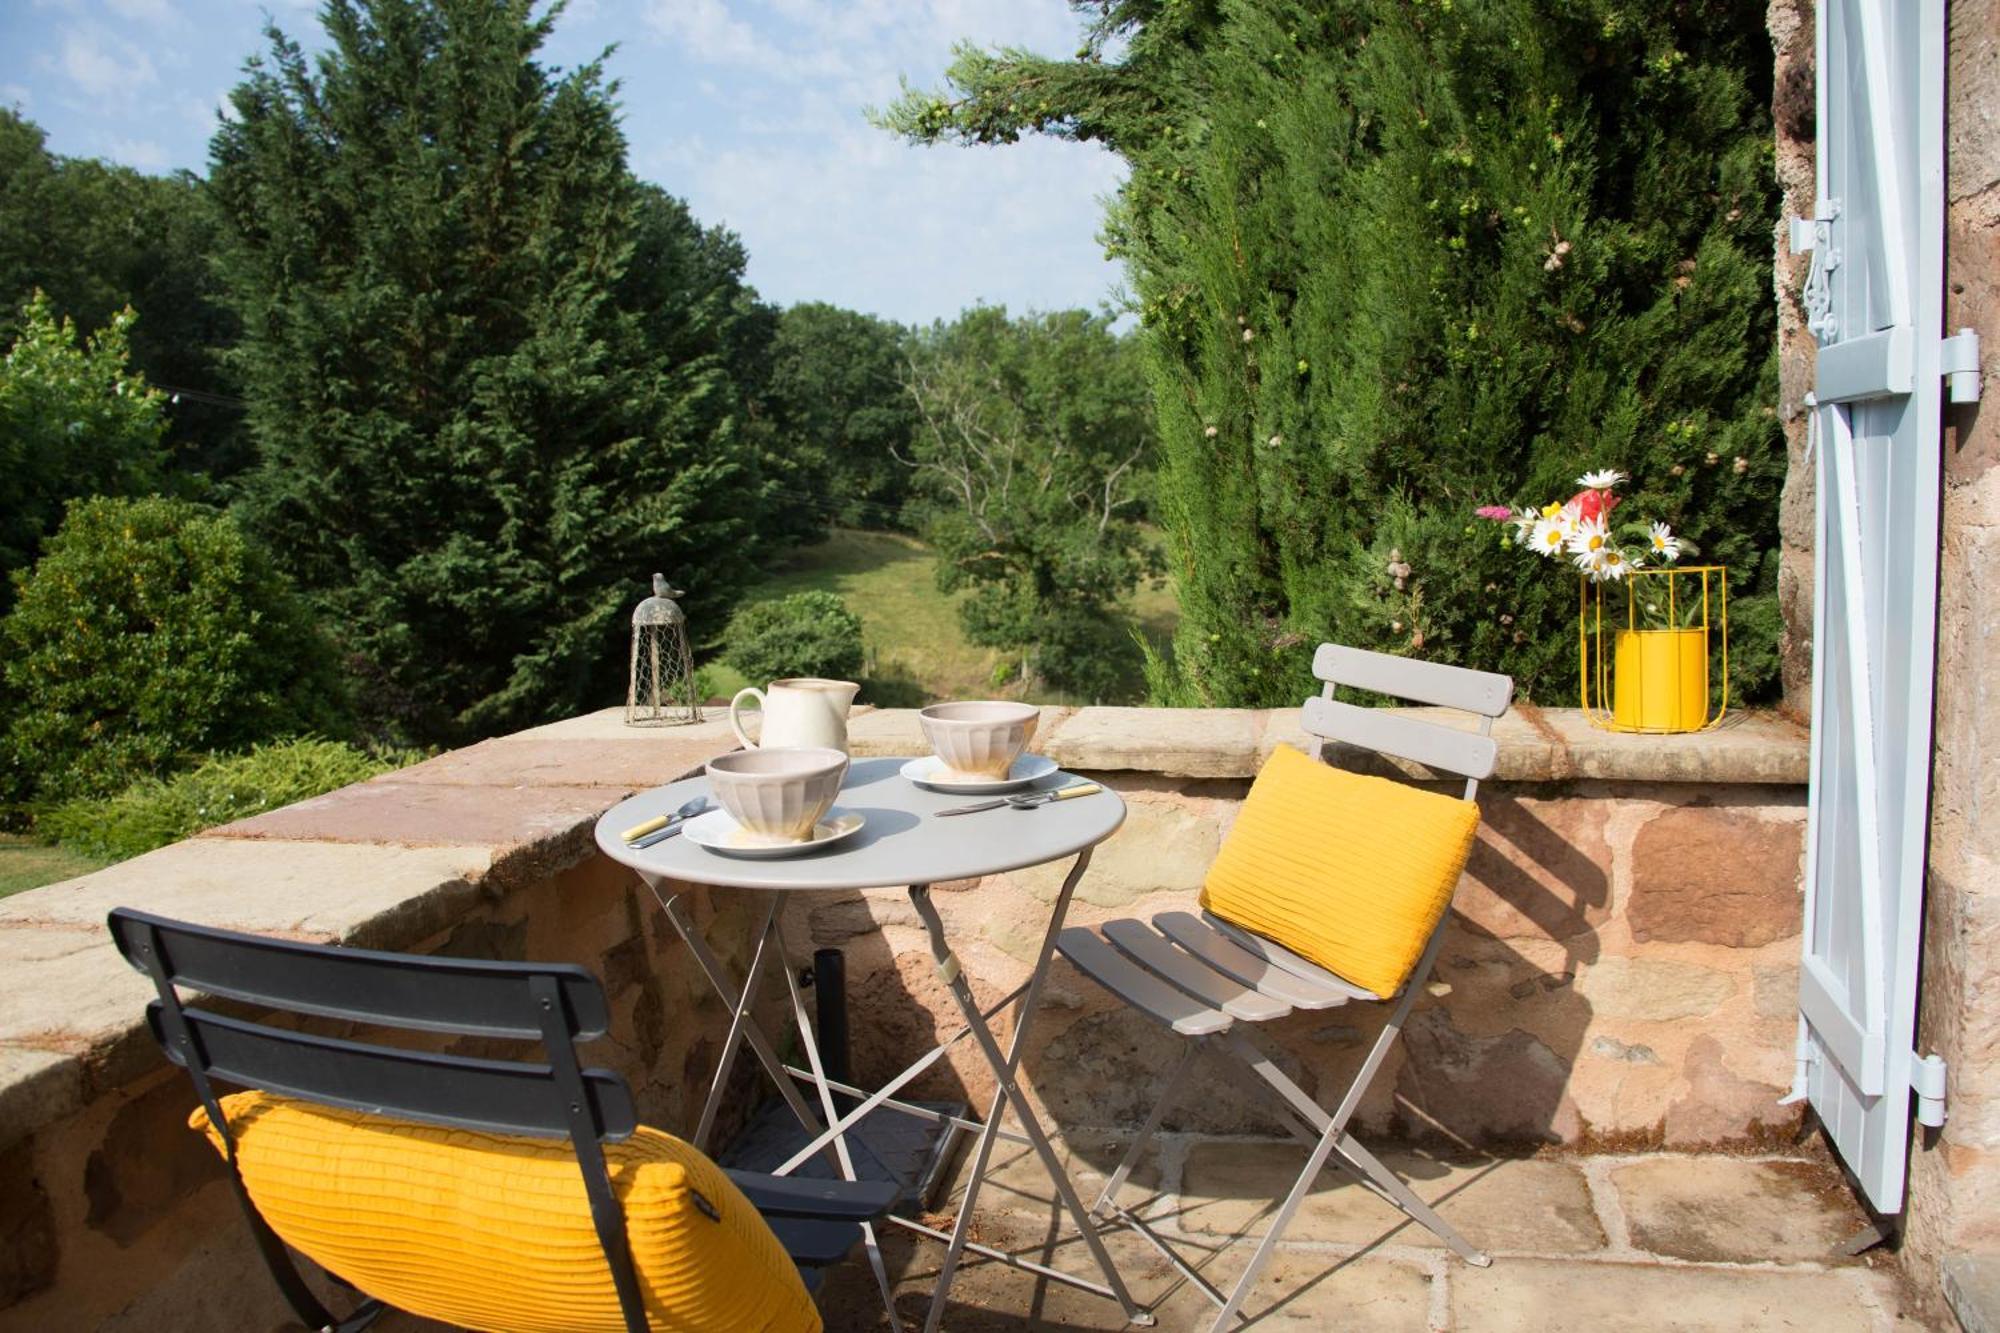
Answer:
1177 1139 1605 1254
1609 1157 1865 1265
1450 1258 1898 1332
270 1138 1906 1333
1536 707 1810 785
382 735 727 789
0 926 153 1055
819 1222 1437 1332
500 705 737 743
1043 707 1260 778
0 837 491 940
201 779 622 852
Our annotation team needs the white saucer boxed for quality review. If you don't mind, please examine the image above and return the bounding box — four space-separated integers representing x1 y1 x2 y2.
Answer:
900 753 1059 794
681 808 865 859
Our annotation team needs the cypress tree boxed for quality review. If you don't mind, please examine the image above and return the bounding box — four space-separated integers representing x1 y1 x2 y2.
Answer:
883 0 1782 706
210 0 762 741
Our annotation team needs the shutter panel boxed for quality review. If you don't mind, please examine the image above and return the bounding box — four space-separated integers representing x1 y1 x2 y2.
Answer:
1792 0 1946 1213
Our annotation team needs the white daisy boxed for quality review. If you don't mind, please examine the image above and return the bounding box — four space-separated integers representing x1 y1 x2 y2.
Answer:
1597 547 1633 580
1648 521 1682 562
1566 515 1611 559
1510 507 1538 540
1575 468 1626 490
1528 515 1570 557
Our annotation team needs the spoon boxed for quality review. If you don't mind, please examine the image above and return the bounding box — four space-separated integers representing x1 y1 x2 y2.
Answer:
629 795 710 849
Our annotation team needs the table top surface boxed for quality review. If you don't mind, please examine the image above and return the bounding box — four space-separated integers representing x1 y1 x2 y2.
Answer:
594 755 1126 891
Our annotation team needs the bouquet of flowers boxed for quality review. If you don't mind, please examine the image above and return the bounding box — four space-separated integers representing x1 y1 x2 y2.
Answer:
1478 470 1701 626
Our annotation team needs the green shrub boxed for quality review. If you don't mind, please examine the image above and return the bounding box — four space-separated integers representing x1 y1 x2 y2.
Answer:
723 591 865 684
0 292 168 603
2 496 349 804
39 738 411 862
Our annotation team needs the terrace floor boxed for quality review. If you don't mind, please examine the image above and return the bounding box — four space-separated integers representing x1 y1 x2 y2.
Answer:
803 1132 1919 1331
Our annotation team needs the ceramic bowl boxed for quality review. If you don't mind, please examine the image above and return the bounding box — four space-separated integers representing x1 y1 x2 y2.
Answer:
918 701 1041 780
705 747 849 846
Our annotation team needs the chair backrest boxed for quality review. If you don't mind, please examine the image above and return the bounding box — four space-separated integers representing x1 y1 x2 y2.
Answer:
107 908 652 1333
1304 642 1514 800
1200 644 1517 998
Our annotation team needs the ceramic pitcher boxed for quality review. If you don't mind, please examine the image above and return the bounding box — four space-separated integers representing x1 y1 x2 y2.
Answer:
729 678 860 752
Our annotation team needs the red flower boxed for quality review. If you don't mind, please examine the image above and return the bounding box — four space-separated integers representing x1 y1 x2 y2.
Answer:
1570 488 1620 523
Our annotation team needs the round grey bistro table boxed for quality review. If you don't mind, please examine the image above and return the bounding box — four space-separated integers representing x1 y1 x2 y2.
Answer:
594 756 1150 1333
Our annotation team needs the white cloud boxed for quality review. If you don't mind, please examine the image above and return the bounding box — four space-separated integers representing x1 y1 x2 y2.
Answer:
58 27 157 100
106 0 179 25
108 136 170 170
626 0 1119 321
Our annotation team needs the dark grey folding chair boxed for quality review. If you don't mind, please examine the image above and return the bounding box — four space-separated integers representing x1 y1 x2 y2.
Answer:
108 907 897 1333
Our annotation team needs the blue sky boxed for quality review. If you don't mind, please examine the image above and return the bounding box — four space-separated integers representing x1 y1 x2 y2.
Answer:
0 0 1128 325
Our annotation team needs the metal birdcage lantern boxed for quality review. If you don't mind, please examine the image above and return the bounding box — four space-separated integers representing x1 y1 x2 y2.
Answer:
1579 564 1730 734
625 573 702 726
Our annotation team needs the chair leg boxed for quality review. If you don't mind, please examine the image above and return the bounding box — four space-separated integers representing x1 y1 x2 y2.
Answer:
1330 1133 1490 1267
1227 1029 1491 1266
1093 1041 1200 1219
1208 1117 1346 1331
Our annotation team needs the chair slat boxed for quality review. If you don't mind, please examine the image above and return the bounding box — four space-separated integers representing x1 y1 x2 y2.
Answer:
1199 912 1386 1001
765 1216 863 1267
155 1004 638 1140
1301 696 1498 781
1150 912 1352 1010
1055 929 1232 1036
110 908 610 1040
1100 920 1291 1022
1312 643 1514 716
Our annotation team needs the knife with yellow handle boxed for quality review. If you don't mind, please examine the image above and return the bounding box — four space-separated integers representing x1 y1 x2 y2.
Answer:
936 782 1102 817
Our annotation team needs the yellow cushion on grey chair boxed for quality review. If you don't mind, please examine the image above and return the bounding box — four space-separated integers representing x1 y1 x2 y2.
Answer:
1198 743 1480 998
192 1091 820 1333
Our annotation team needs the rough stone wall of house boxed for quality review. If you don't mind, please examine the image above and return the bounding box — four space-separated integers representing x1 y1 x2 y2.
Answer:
1769 0 1817 717
1903 0 2000 1314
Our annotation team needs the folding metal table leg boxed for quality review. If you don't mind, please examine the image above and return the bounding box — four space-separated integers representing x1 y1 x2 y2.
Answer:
775 917 904 1332
908 857 1152 1332
647 884 833 1156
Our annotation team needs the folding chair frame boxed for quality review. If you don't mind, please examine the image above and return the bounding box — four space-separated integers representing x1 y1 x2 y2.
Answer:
107 907 895 1333
1053 644 1512 1329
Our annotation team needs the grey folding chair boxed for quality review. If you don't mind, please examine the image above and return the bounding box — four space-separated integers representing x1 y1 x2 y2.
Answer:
1054 643 1512 1328
108 907 897 1333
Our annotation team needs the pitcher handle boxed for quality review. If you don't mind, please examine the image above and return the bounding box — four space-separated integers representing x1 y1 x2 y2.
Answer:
729 687 765 749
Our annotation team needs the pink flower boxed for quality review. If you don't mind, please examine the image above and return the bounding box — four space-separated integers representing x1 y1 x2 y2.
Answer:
1474 505 1515 521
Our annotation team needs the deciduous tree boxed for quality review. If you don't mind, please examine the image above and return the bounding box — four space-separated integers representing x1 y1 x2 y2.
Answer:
899 306 1155 700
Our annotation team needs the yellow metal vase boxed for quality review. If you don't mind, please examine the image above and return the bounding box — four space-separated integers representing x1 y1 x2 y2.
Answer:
1611 628 1710 731
1579 565 1729 734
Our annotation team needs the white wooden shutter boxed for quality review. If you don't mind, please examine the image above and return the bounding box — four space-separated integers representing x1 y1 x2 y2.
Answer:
1791 0 1955 1214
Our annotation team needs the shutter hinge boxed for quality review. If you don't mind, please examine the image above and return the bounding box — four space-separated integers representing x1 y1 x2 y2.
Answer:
1779 1036 1819 1106
1942 328 1982 404
1913 1052 1948 1128
1788 199 1839 253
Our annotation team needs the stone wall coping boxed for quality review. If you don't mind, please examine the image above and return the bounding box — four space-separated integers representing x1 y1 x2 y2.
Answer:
0 701 1804 1151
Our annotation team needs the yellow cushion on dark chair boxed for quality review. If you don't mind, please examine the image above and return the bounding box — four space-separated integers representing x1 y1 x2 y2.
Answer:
1198 743 1480 998
192 1091 820 1333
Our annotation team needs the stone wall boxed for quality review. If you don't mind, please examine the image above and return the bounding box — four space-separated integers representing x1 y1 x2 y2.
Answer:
0 704 1811 1330
798 707 1811 1153
1769 0 1817 716
1904 0 2000 1320
0 721 764 1332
